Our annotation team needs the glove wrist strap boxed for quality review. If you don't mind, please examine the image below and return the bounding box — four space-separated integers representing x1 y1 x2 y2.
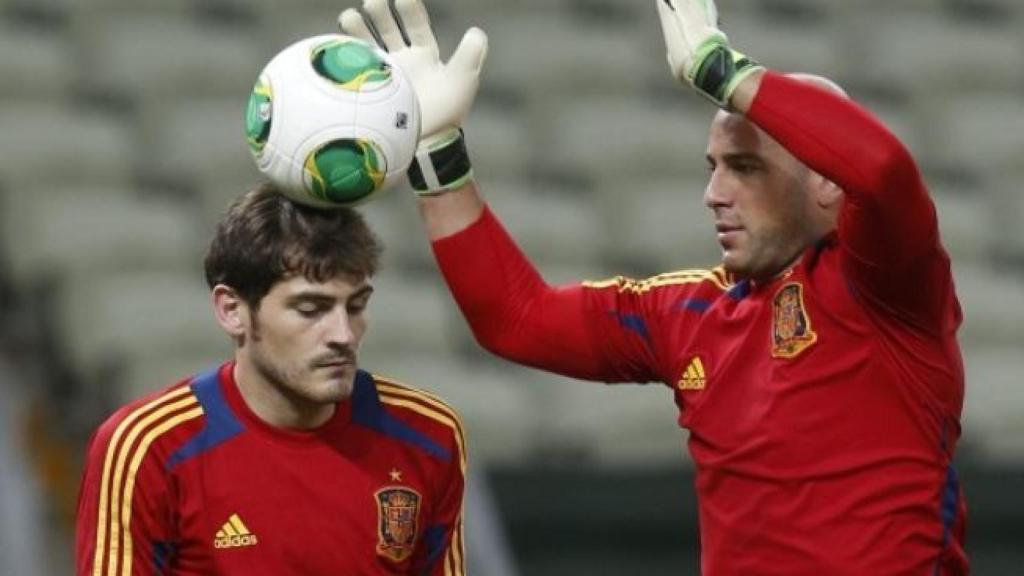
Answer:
691 40 764 109
408 128 473 195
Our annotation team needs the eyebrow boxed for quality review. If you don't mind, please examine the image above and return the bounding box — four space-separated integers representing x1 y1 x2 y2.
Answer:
286 284 375 305
707 152 764 164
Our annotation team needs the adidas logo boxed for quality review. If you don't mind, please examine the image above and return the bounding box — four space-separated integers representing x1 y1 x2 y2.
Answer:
213 513 258 549
677 356 707 390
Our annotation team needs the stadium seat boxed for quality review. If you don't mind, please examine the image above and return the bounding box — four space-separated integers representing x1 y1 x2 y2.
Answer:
962 345 1024 463
0 23 73 101
74 12 266 103
540 375 687 466
483 11 660 100
989 173 1024 263
137 97 259 191
715 10 841 76
115 348 231 402
52 270 226 391
951 261 1024 347
0 187 201 290
846 12 1023 96
0 103 134 189
931 186 994 263
926 92 1024 178
541 94 714 182
356 351 546 465
595 176 720 274
462 100 533 180
360 268 462 355
483 179 604 269
357 188 438 270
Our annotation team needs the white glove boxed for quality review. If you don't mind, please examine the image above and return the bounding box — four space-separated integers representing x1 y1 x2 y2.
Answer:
655 0 763 109
339 0 487 149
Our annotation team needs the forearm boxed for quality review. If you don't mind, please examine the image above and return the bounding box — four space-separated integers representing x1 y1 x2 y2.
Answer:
427 200 625 380
417 180 486 241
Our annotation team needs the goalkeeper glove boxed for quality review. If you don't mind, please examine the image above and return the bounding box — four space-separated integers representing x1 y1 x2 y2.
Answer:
339 0 488 194
655 0 763 109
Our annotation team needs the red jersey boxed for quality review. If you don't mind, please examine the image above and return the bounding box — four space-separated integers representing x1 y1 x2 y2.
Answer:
431 72 966 575
76 362 466 576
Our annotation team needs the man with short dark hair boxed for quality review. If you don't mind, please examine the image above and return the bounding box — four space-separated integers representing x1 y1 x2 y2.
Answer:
76 183 467 575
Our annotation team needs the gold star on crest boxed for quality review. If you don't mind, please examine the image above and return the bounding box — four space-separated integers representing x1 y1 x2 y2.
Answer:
389 468 402 482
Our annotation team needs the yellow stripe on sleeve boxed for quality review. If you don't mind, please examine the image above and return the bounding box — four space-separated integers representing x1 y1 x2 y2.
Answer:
91 386 193 576
120 406 203 575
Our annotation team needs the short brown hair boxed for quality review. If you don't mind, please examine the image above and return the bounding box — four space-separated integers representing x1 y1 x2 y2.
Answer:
204 182 382 307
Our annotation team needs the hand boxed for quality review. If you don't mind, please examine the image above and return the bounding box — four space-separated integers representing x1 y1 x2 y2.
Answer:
655 0 763 109
339 0 488 148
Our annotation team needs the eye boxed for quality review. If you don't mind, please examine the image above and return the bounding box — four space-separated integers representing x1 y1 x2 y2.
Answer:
347 299 369 315
295 303 327 318
732 162 760 175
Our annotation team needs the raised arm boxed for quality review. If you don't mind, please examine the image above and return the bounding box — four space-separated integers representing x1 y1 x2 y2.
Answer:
342 0 663 382
657 0 954 331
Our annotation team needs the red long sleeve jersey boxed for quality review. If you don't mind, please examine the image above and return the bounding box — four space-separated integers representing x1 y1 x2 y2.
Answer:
77 362 467 576
432 73 966 575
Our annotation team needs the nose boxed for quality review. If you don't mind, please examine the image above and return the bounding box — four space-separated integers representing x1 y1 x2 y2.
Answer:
704 166 731 210
326 309 356 347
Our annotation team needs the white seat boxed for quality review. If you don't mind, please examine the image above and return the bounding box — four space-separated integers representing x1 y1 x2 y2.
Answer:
361 268 460 355
544 376 687 466
988 173 1024 263
462 100 532 179
138 97 259 189
483 11 659 100
258 3 343 48
357 352 545 465
927 92 1024 176
0 24 73 101
542 95 714 181
951 261 1024 347
53 270 227 387
357 187 437 270
848 12 1023 96
1 187 201 290
75 12 265 103
596 176 721 273
484 179 604 269
717 11 841 77
0 103 133 189
115 349 230 403
931 186 993 263
962 345 1024 464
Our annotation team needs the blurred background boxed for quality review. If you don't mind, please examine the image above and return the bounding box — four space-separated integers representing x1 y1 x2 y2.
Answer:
0 0 1022 573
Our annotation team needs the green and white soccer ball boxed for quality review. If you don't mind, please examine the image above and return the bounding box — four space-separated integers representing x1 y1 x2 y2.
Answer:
246 34 420 208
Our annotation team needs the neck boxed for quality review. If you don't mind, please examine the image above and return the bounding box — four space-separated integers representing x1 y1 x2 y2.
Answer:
232 357 336 430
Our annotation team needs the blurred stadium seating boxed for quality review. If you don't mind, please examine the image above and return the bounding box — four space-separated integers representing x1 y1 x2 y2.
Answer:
0 0 1021 574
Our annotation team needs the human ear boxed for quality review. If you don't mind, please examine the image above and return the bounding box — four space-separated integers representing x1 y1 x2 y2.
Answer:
212 284 247 339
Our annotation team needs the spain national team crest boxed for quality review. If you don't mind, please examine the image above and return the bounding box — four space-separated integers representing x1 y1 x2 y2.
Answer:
374 487 421 562
772 282 817 358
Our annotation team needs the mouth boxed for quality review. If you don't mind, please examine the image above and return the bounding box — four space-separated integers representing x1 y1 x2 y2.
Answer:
715 223 743 244
313 357 355 369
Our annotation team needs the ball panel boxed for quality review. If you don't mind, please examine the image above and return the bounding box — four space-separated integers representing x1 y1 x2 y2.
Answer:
245 74 273 155
302 139 385 206
310 39 392 92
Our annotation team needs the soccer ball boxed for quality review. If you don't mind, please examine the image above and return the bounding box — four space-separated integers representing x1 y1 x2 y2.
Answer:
245 34 421 208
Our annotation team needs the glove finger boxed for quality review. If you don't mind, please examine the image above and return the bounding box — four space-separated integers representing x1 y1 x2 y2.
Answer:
363 0 406 50
448 27 488 75
338 8 379 47
394 0 438 52
655 0 687 75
